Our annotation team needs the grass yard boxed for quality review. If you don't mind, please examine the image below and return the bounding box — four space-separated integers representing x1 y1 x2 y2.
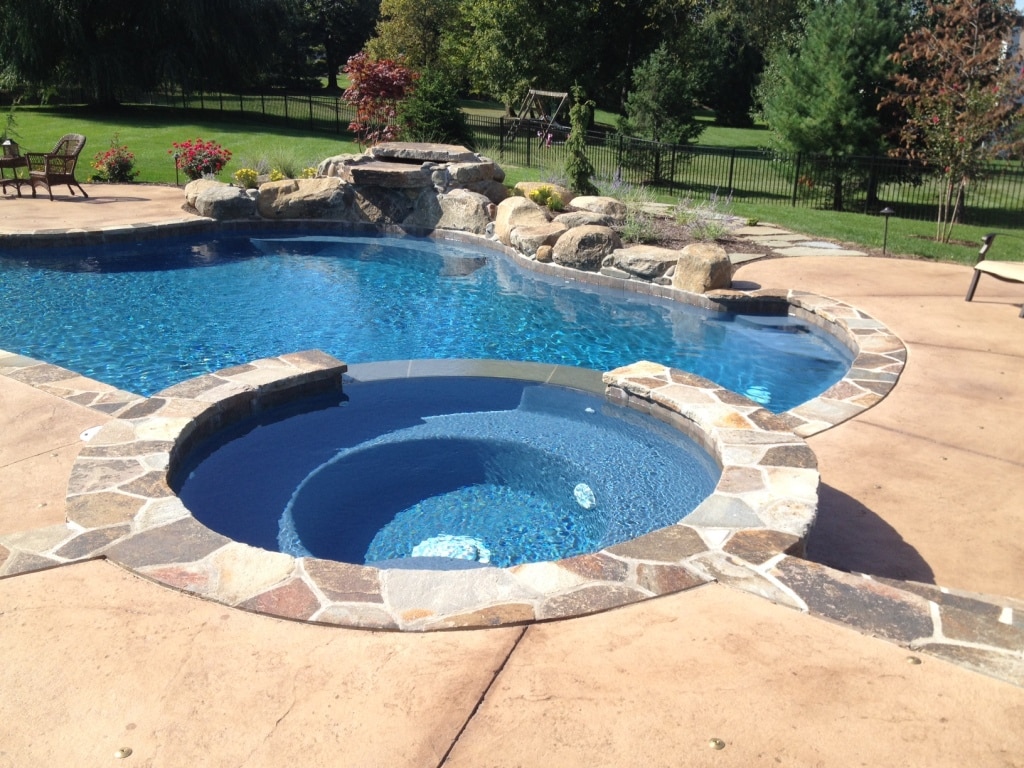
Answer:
6 105 358 184
6 103 1020 265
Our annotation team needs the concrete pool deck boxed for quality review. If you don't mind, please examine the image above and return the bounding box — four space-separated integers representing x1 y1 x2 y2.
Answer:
1 184 1023 766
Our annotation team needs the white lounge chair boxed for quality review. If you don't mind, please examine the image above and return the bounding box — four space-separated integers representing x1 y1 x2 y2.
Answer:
964 234 1024 318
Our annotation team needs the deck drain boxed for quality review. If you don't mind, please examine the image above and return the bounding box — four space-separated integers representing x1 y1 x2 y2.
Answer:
113 746 133 758
708 738 726 750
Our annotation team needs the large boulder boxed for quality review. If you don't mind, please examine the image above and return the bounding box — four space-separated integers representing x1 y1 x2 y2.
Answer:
449 161 505 185
608 245 680 280
494 197 551 246
510 222 568 258
184 180 255 219
554 210 617 229
435 189 493 235
352 186 422 225
569 195 627 221
464 179 509 205
369 142 477 163
317 153 364 177
552 225 622 271
256 178 352 219
672 242 732 293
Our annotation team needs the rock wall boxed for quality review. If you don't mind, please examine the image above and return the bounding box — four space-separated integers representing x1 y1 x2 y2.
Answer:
185 142 730 293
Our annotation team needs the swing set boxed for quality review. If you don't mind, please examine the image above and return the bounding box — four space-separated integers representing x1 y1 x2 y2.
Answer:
505 89 570 146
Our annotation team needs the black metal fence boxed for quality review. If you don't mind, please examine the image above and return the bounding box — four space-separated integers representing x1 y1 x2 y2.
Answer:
127 89 1024 227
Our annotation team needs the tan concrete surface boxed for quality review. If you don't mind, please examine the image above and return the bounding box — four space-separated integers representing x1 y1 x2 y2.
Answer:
2 562 1021 768
0 377 110 533
1 188 1023 766
0 560 522 768
735 255 1024 599
447 585 1024 768
0 183 193 232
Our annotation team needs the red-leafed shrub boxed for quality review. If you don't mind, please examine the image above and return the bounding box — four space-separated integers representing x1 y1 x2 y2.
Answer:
342 52 418 146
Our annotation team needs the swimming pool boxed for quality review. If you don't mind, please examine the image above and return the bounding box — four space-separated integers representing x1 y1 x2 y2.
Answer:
0 230 852 411
175 376 721 568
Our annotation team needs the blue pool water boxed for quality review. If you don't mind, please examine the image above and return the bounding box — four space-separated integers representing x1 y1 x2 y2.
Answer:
175 377 721 568
0 231 853 411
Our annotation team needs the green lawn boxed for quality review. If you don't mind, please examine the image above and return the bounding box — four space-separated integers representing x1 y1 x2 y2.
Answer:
7 103 1020 265
6 106 359 184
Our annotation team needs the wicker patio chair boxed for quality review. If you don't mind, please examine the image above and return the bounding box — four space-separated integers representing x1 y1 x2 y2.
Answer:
26 134 89 200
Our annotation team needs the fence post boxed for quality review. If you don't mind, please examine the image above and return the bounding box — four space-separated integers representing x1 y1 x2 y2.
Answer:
791 153 803 207
199 91 205 110
727 149 736 195
499 118 504 154
261 92 266 116
284 94 289 120
527 133 531 168
335 98 340 134
309 95 314 129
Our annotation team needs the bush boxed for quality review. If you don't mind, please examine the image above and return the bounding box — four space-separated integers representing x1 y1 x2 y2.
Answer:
674 193 733 241
397 68 474 148
170 138 232 180
91 133 139 182
528 185 564 211
233 168 259 189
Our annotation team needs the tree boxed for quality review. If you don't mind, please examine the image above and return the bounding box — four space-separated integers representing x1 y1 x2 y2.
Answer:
295 0 378 91
366 0 458 68
0 0 291 104
618 42 706 145
693 0 807 127
758 0 907 210
883 0 1024 241
444 0 538 112
564 86 599 195
397 67 474 147
342 52 418 146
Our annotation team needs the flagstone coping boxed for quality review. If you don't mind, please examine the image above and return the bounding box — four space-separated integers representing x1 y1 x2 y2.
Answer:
2 222 1020 684
8 350 819 630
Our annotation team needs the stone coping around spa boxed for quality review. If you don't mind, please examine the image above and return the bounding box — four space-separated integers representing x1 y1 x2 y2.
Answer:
36 353 819 632
0 218 906 437
24 352 1024 684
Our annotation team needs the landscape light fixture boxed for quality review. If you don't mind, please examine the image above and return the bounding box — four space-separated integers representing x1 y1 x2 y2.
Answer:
880 207 895 256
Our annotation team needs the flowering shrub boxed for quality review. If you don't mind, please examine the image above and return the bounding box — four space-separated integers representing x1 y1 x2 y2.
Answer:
91 134 139 182
233 168 259 189
269 168 286 182
301 167 317 179
170 138 232 180
528 185 565 211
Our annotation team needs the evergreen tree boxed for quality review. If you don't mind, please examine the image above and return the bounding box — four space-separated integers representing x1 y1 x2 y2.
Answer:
398 68 474 147
618 43 707 145
564 86 598 196
758 0 907 209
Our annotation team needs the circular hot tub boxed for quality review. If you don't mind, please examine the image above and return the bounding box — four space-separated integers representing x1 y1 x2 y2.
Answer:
65 354 823 630
174 374 721 570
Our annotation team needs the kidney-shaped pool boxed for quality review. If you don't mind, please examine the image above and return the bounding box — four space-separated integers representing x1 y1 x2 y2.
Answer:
0 230 853 411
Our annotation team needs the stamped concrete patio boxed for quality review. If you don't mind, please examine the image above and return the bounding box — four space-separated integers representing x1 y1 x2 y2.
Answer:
0 184 1022 766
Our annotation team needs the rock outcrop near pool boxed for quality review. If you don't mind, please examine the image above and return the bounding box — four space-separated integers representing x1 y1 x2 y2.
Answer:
187 142 504 235
184 141 731 293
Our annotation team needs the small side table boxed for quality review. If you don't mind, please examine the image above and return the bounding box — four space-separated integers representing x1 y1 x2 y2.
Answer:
1 150 30 197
